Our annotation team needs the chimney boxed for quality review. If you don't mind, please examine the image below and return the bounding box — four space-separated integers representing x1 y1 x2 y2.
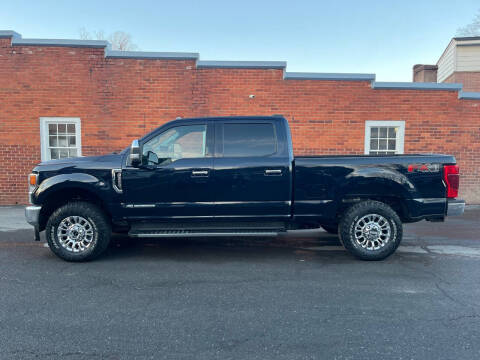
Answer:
413 64 438 82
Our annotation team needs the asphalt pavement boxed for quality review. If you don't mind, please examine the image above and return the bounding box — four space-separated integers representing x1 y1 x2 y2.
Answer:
1 206 480 359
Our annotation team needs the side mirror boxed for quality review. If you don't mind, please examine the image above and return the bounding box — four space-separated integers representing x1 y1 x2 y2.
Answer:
129 139 141 167
146 150 159 165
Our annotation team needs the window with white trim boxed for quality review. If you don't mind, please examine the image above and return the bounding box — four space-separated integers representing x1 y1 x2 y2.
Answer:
40 117 82 161
365 121 405 155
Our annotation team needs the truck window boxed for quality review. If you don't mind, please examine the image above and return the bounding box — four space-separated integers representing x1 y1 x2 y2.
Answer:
143 124 206 165
223 123 276 157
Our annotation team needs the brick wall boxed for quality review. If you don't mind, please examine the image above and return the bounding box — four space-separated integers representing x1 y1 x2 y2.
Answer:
444 72 480 92
1 38 480 204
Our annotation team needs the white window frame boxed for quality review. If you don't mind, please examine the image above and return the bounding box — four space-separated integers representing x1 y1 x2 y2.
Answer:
364 120 405 155
40 117 82 161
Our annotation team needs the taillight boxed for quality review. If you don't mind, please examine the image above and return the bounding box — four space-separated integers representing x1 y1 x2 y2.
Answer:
443 165 459 198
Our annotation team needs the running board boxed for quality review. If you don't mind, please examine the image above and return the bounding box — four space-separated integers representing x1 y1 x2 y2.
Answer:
129 229 281 238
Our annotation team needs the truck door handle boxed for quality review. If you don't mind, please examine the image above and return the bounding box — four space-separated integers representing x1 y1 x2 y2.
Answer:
191 170 209 177
265 169 282 176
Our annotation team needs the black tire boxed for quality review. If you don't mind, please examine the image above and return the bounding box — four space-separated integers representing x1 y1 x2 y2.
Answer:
46 201 111 262
339 200 402 261
321 224 338 234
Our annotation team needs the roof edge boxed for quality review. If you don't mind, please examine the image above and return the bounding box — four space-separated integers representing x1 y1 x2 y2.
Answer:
372 82 463 91
197 60 286 69
284 72 375 81
454 36 480 41
106 50 199 60
12 37 109 48
458 91 480 100
0 30 21 39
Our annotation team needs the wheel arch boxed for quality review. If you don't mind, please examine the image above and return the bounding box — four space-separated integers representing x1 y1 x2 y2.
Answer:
38 186 111 231
336 195 408 223
327 169 413 222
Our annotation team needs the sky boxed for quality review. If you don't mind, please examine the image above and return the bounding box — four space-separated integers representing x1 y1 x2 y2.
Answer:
1 0 478 81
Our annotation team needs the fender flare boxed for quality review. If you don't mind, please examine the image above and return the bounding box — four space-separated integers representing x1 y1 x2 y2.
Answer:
339 167 415 199
333 168 416 219
34 173 109 205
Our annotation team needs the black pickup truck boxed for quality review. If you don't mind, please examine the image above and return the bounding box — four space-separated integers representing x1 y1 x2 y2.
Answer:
25 116 464 261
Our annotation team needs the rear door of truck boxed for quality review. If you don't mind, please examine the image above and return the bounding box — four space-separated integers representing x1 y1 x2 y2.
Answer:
212 118 292 220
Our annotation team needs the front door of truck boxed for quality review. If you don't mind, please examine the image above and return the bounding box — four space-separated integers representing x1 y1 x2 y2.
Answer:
122 122 215 219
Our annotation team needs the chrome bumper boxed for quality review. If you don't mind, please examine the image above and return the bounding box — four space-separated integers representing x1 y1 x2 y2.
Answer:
447 199 465 216
25 205 42 226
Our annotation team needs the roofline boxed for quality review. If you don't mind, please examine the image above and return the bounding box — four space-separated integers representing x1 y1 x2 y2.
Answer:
0 30 479 100
371 82 463 91
458 91 480 100
453 36 480 41
12 37 109 48
106 50 199 60
284 72 375 81
197 61 286 69
0 30 21 39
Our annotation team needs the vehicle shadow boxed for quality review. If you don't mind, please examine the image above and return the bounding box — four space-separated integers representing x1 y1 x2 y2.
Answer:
101 230 347 263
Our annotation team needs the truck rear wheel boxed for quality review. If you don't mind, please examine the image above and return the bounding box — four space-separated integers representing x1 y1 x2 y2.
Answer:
339 200 402 261
46 201 111 262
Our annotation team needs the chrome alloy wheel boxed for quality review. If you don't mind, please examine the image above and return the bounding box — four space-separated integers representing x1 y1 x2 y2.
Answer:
354 214 391 251
57 216 94 253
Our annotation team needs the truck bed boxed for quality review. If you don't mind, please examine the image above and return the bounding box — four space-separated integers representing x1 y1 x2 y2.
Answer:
293 153 455 222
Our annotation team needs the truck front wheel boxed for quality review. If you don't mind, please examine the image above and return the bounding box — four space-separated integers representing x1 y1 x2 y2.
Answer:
339 200 402 261
46 201 111 262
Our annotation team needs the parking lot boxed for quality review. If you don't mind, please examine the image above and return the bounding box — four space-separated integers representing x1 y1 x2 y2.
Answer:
1 206 480 359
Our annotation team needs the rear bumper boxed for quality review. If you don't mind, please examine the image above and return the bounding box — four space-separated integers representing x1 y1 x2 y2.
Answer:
447 199 465 216
25 205 42 226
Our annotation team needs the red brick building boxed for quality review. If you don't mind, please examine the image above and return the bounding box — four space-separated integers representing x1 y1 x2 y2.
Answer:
1 30 479 205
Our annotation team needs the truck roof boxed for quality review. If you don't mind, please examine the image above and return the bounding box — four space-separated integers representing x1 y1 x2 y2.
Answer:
172 115 285 122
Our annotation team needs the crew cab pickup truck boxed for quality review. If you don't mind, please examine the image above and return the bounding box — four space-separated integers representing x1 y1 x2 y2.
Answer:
25 116 465 261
